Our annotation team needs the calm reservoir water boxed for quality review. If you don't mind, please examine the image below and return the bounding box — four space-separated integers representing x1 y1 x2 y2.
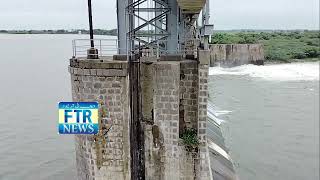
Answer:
0 34 319 180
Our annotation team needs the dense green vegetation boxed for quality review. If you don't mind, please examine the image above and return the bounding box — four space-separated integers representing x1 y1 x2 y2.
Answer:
211 31 320 62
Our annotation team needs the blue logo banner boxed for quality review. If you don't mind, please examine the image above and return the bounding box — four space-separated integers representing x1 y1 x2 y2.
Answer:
58 102 99 134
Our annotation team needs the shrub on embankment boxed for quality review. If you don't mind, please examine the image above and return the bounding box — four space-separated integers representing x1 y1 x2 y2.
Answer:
210 31 320 62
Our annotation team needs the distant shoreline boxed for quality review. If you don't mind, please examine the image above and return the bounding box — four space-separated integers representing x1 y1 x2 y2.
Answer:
1 29 319 35
1 29 319 63
0 29 118 36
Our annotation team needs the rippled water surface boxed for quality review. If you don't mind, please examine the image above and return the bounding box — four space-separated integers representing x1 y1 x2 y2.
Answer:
0 34 91 180
209 63 319 180
0 34 319 180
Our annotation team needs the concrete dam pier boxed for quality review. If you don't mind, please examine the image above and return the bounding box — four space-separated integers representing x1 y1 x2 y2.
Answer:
209 44 265 67
69 52 215 180
69 0 237 179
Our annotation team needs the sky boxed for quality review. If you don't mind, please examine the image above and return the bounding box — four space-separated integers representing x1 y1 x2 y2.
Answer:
0 0 319 30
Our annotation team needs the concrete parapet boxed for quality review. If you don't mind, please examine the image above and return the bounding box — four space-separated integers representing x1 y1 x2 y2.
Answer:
70 58 127 69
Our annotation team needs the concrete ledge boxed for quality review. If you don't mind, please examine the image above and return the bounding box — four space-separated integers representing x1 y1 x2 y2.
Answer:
113 54 140 61
69 66 127 77
159 54 183 61
113 54 127 61
70 57 128 69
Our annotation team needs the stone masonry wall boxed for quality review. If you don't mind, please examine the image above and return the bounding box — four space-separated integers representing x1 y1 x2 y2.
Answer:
152 62 181 179
69 55 213 180
69 59 130 180
143 57 213 180
143 61 202 180
209 44 264 67
197 64 208 144
197 51 213 180
196 65 212 180
180 61 199 132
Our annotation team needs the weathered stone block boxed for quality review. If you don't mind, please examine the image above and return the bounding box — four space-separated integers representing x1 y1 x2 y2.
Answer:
198 50 210 65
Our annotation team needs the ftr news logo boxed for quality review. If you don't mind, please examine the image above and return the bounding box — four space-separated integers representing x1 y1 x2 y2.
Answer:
58 102 99 134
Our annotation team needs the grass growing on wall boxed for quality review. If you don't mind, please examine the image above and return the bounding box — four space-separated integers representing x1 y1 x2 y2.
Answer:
181 128 199 151
211 31 320 62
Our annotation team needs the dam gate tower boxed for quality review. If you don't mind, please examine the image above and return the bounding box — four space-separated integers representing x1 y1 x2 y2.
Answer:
67 0 227 179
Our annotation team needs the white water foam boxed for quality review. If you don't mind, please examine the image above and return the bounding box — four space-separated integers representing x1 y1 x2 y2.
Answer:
207 102 231 125
209 62 319 81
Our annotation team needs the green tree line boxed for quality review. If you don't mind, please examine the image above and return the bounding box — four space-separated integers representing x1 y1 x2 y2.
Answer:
211 31 320 62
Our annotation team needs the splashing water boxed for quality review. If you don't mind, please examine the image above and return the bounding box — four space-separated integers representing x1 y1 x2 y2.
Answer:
207 101 231 125
209 62 319 81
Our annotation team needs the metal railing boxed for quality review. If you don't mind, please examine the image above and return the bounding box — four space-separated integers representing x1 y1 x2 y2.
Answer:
72 38 199 59
72 39 120 57
135 39 199 58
